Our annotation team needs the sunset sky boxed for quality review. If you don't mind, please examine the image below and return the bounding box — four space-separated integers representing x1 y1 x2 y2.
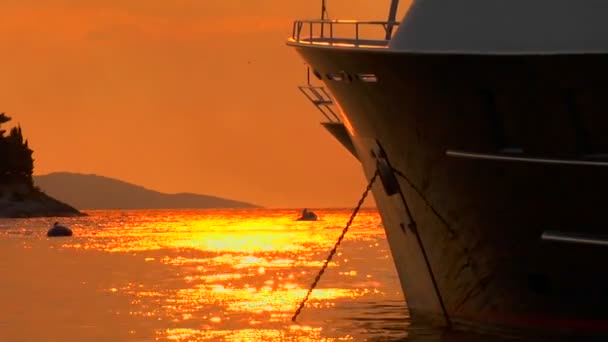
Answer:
0 1 410 208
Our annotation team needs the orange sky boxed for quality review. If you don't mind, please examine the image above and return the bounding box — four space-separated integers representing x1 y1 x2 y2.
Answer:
0 1 410 208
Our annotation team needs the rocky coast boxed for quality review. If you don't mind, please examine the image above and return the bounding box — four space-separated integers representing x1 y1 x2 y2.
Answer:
0 184 84 218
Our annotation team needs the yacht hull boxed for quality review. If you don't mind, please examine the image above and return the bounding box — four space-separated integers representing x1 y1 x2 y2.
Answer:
291 44 608 335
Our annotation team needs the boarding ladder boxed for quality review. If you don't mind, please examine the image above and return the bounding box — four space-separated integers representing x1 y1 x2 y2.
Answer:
297 69 341 123
297 68 360 159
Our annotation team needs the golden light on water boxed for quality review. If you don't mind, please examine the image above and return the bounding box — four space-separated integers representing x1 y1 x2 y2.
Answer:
71 211 369 254
0 209 406 341
164 327 338 342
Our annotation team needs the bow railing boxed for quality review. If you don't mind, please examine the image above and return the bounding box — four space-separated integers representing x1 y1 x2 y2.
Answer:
290 19 400 48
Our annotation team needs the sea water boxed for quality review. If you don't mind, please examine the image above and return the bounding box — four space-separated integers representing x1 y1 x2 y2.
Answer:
0 209 587 341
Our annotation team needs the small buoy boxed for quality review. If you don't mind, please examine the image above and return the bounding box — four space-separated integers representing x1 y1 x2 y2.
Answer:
296 208 318 221
47 222 73 237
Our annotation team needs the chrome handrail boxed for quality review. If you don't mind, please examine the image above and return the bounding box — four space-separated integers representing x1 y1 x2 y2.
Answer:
291 19 400 48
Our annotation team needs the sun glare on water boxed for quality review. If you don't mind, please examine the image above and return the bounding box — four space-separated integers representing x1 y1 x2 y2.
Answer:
0 209 405 341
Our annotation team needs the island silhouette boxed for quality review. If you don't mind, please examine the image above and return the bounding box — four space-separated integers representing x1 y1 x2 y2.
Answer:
34 172 260 210
0 112 83 218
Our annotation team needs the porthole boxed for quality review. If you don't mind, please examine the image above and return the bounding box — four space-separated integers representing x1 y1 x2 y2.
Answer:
326 73 344 81
357 73 378 82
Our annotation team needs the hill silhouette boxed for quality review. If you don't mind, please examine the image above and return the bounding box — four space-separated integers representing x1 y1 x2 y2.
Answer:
34 172 259 210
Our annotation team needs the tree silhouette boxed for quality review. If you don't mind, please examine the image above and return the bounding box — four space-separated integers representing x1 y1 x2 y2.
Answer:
0 113 11 137
0 113 34 186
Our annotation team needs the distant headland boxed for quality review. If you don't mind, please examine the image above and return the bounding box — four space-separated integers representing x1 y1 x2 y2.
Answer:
0 113 84 218
34 172 260 210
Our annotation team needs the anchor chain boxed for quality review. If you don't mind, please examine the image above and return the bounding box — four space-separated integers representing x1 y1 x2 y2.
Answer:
390 166 456 238
291 169 379 322
388 165 452 327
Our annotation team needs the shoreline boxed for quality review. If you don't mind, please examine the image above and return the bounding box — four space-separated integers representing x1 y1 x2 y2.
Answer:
0 185 85 218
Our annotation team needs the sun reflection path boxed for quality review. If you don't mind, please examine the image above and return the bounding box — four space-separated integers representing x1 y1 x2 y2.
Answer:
55 209 400 340
64 209 381 254
163 326 344 342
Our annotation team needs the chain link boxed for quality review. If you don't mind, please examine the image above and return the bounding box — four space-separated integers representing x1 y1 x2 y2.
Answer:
291 169 379 322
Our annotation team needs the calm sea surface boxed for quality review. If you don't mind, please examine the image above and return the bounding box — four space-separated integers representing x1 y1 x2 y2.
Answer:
0 209 409 341
0 209 583 341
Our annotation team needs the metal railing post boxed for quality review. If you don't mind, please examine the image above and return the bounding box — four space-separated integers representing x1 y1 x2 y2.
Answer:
296 22 301 41
309 22 313 44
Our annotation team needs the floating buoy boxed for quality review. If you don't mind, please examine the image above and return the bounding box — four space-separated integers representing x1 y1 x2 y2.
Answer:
47 222 73 237
296 208 318 221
